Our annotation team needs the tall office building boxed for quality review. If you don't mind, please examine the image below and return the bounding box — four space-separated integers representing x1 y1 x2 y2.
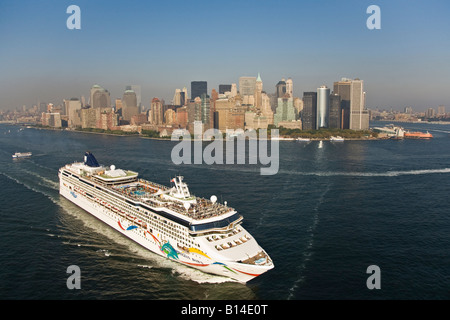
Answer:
285 78 293 98
333 78 368 130
122 89 139 122
201 93 211 128
239 76 257 96
173 89 182 106
302 92 317 130
276 79 287 98
219 84 232 94
131 85 141 107
182 87 188 103
329 93 341 129
255 73 263 109
274 96 296 126
151 98 163 125
349 79 368 130
64 98 82 128
333 78 351 129
90 85 111 109
191 81 207 100
230 83 237 97
317 86 330 129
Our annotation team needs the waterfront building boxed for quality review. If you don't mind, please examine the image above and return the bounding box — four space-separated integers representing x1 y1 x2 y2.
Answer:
64 98 82 128
302 92 317 130
164 108 177 125
151 98 164 125
122 89 139 122
80 107 100 129
329 93 342 129
41 112 62 128
176 106 188 128
274 96 296 127
333 78 369 130
317 86 330 129
99 110 119 130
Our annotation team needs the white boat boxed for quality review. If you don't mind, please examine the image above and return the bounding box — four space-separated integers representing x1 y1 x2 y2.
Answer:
59 152 274 283
296 138 311 142
318 141 323 148
271 136 294 141
12 152 32 158
330 136 344 142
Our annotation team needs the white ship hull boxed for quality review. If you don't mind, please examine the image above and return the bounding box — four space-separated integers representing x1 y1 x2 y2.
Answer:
59 155 273 283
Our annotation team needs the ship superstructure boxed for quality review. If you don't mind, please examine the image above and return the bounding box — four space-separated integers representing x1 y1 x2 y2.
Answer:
59 152 273 282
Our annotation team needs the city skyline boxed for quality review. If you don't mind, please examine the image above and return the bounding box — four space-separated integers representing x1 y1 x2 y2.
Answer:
1 0 450 111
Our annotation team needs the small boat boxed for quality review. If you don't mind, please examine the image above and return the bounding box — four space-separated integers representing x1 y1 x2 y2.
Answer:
318 141 323 149
271 136 295 141
330 136 344 142
297 137 311 142
12 152 32 158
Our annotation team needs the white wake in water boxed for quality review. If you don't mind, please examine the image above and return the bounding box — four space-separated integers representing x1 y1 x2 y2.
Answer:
281 168 450 177
287 183 330 300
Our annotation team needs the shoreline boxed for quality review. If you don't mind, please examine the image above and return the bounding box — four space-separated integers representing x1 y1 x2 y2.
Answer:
4 123 441 142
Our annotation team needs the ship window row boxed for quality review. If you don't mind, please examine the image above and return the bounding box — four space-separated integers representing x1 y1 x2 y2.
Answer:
67 176 200 248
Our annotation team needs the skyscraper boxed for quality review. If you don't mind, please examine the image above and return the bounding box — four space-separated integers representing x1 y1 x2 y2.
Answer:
219 84 232 94
285 78 293 98
274 96 296 126
255 73 263 109
64 98 82 128
317 86 330 129
191 81 207 100
302 92 317 130
239 76 257 96
90 85 111 109
276 79 287 99
329 93 341 129
131 85 142 109
333 78 368 130
151 98 163 125
122 89 138 122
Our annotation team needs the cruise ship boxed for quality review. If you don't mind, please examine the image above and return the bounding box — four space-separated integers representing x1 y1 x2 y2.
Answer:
59 152 274 283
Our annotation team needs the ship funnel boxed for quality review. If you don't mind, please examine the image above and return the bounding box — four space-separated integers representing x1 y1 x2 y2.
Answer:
84 152 100 167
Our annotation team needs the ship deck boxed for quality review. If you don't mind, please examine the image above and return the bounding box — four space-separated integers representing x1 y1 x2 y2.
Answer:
63 163 236 222
95 176 234 221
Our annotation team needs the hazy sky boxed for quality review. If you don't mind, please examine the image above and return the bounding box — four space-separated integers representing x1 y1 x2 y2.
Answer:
1 0 449 111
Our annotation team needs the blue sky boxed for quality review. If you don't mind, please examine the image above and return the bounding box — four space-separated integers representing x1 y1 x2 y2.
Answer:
1 0 449 111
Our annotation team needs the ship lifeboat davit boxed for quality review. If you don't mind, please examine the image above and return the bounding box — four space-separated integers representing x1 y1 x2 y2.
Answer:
404 131 433 139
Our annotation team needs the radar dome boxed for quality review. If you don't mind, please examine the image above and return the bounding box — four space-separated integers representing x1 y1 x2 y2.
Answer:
210 195 217 204
110 165 116 171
